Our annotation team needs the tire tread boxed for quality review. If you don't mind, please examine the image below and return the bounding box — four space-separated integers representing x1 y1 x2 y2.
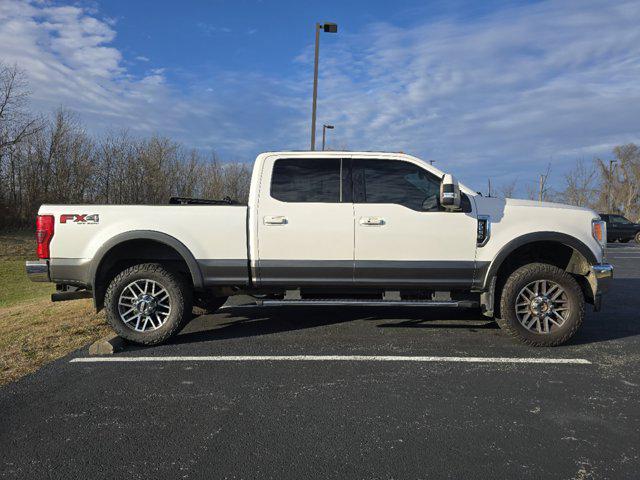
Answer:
104 262 192 345
496 262 584 347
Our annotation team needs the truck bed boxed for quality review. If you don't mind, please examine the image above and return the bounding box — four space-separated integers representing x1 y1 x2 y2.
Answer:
40 204 249 284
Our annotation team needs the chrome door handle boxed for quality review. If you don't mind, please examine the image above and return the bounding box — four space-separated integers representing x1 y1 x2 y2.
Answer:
264 215 287 225
359 216 385 226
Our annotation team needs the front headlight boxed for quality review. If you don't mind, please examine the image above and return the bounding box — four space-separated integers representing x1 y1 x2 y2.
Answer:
592 219 607 250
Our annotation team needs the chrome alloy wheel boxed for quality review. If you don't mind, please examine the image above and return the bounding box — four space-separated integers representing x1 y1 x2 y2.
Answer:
515 279 569 334
118 279 171 332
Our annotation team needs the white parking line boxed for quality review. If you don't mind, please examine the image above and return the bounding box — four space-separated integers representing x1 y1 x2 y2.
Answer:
70 355 591 365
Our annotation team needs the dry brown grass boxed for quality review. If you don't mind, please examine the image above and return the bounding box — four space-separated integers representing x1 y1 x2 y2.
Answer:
0 295 110 386
0 230 110 385
0 230 35 260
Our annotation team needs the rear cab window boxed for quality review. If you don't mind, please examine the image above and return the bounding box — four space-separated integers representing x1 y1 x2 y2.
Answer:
270 158 350 202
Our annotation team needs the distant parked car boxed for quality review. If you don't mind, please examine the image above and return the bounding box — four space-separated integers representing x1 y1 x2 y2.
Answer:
600 214 640 243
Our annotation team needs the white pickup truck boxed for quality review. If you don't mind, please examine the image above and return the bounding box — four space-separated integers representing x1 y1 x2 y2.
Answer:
26 151 613 346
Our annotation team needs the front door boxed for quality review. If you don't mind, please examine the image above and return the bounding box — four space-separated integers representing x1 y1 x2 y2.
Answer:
352 158 478 288
255 156 354 286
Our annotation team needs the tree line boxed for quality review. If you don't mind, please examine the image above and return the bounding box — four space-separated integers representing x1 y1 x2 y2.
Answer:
1 62 639 229
491 144 640 222
0 63 251 229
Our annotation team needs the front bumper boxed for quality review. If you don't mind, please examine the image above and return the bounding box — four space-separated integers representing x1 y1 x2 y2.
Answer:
26 260 50 282
589 263 613 311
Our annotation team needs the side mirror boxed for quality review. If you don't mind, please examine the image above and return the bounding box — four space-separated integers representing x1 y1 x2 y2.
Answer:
440 174 461 211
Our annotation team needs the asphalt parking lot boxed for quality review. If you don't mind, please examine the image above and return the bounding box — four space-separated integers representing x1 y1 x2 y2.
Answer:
2 245 640 479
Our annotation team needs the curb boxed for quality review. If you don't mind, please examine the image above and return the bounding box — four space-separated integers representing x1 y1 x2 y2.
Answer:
89 334 126 355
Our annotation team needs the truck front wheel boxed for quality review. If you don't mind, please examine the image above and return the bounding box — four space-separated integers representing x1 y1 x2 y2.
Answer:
104 263 192 345
497 263 584 347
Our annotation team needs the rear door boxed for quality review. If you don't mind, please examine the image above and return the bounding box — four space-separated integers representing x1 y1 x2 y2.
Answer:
352 158 478 288
255 156 354 286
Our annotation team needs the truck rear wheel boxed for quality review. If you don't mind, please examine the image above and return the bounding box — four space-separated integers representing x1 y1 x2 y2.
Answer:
497 263 584 347
104 263 192 345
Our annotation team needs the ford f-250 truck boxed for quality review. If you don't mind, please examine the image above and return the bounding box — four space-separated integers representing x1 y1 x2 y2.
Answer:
26 151 613 346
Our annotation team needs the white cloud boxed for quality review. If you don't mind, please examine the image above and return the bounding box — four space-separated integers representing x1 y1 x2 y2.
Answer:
0 0 283 154
309 0 640 189
0 0 638 192
0 0 175 130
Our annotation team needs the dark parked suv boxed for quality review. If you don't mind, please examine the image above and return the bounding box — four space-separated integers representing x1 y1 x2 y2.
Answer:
600 213 640 243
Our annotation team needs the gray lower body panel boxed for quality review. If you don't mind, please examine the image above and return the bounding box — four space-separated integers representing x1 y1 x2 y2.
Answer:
49 258 91 286
355 260 480 287
257 260 353 285
198 259 249 285
46 257 488 291
253 259 485 289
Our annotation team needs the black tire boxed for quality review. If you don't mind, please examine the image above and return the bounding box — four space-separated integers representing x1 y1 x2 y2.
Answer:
193 295 228 316
496 263 584 347
104 263 192 345
635 232 640 244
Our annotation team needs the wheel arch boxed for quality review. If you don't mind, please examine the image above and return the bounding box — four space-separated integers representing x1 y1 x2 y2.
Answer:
90 231 203 310
479 232 597 317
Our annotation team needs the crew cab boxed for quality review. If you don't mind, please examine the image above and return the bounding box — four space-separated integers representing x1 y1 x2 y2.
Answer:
26 151 613 346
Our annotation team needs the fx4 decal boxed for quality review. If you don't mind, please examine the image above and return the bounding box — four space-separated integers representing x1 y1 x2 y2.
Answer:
60 214 100 224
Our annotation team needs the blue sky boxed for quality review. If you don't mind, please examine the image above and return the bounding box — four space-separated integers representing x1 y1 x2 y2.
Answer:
1 0 638 193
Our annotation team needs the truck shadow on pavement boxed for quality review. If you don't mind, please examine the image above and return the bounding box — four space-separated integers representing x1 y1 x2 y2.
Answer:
155 278 640 347
164 307 496 346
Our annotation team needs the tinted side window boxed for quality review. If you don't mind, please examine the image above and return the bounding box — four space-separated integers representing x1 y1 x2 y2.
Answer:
271 158 341 202
354 159 441 211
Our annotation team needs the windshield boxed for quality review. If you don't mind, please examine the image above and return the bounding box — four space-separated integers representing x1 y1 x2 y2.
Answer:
612 215 633 224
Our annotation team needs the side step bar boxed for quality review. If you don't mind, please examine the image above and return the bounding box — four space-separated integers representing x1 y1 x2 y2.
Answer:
254 299 478 308
51 290 92 302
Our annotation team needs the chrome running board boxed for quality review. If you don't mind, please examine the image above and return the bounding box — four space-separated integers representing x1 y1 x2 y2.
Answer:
252 299 478 308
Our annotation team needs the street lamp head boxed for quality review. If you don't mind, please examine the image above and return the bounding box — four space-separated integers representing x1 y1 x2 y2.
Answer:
322 23 338 33
324 124 334 129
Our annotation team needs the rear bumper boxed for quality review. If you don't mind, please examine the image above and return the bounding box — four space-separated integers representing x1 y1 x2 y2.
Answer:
26 260 50 282
589 263 613 311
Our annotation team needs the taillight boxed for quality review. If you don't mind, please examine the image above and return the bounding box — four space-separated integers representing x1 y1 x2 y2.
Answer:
36 215 55 259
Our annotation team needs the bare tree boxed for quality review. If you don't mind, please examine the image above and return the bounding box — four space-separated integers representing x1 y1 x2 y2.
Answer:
0 63 43 150
525 164 553 202
595 144 640 219
497 179 517 198
6 61 637 228
562 159 597 208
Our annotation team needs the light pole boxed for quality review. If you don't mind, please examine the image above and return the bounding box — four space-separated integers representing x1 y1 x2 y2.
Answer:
310 22 338 151
321 124 334 150
609 160 617 212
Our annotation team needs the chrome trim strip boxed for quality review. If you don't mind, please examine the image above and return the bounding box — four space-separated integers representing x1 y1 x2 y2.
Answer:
25 260 50 282
255 299 473 308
